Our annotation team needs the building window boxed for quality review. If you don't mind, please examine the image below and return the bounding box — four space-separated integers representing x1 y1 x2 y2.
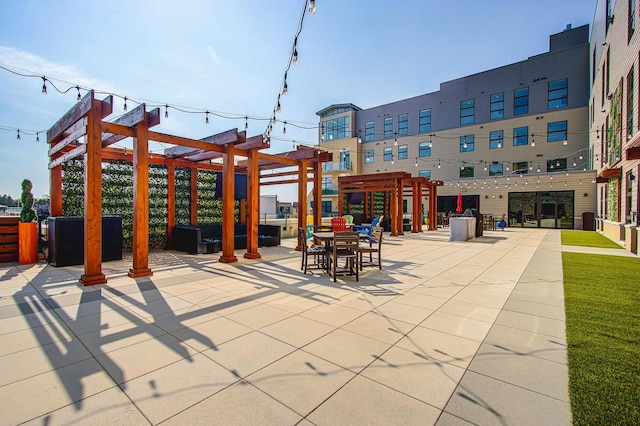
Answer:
398 114 408 136
547 121 567 142
419 109 431 133
320 107 350 118
489 164 503 176
364 149 374 164
322 162 333 172
548 78 568 109
418 141 431 157
322 177 332 191
514 87 529 115
627 67 634 137
321 115 350 141
490 130 503 149
547 158 567 171
398 144 408 160
513 126 528 146
321 200 332 214
460 99 475 125
460 166 474 178
490 92 504 120
460 134 474 152
418 170 431 178
383 146 393 162
629 0 636 42
384 117 393 139
365 121 374 142
513 161 529 174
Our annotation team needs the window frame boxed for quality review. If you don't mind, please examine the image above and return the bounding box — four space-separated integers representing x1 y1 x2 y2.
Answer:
460 134 475 152
365 121 374 142
459 165 474 178
384 117 393 139
489 164 504 176
547 121 567 142
490 92 504 120
364 149 374 164
513 126 529 146
418 170 431 178
460 99 475 125
547 158 567 172
490 130 504 149
514 87 529 115
418 141 431 157
548 78 568 110
398 144 408 160
398 114 408 136
383 146 393 162
419 109 432 133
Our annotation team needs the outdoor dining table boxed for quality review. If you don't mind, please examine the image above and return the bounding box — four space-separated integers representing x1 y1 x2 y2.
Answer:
311 231 369 274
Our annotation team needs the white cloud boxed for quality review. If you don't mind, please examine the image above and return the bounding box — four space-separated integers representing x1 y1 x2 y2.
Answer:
0 46 115 92
206 46 221 66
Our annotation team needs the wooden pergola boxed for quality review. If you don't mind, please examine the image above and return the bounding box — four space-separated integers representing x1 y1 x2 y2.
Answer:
47 92 331 285
337 172 443 236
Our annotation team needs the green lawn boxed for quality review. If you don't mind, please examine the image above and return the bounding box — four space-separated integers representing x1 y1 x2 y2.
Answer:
561 230 623 249
563 252 640 425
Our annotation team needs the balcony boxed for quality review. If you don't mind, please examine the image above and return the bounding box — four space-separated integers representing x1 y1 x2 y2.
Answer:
321 186 339 195
322 161 352 172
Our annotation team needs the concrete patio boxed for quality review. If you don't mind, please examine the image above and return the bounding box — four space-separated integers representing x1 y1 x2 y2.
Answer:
0 228 572 425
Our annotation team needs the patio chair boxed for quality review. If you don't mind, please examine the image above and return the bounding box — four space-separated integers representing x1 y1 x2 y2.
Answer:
358 226 383 270
298 227 327 274
330 231 359 282
342 214 354 225
331 216 347 232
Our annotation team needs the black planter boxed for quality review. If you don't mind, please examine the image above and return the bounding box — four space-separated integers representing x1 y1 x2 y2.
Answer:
48 216 122 267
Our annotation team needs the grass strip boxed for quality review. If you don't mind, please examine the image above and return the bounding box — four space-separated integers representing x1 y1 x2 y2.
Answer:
563 252 640 425
561 230 623 249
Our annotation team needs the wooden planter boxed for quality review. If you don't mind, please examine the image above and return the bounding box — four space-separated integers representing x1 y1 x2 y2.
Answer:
18 222 38 264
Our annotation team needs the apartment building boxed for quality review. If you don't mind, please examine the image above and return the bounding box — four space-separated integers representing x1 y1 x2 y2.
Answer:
590 0 640 253
317 24 597 230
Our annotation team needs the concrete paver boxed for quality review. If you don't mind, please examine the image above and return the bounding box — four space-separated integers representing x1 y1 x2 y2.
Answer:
0 228 584 424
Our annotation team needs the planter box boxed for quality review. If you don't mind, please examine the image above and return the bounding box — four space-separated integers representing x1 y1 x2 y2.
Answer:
48 216 122 267
0 216 20 262
18 222 38 264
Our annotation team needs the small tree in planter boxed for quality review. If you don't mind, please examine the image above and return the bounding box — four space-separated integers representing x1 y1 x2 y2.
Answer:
18 179 38 264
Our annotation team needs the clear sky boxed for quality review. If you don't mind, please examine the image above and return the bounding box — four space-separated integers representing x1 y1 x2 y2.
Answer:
0 0 596 201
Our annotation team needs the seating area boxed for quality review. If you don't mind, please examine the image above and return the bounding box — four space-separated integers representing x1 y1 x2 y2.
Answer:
173 224 281 254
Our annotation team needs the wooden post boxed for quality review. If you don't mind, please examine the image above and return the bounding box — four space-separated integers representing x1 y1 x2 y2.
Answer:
313 160 322 227
220 143 237 263
397 178 404 236
296 159 308 251
390 188 398 236
79 97 106 286
166 165 175 249
190 168 198 225
129 114 153 278
412 182 421 233
244 147 261 259
338 187 344 216
50 165 63 216
239 199 246 225
429 184 438 231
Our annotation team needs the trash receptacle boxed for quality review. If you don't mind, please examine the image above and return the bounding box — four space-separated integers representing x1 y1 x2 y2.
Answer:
462 208 483 237
582 212 595 231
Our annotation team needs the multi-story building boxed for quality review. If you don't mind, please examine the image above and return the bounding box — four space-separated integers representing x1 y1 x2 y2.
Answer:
590 0 640 253
317 24 597 230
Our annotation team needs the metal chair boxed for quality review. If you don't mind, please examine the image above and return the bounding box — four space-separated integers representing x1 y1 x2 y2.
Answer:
358 226 384 270
330 231 359 282
298 227 326 274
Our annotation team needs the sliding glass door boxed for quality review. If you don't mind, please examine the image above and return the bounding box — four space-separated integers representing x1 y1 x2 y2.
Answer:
508 191 574 229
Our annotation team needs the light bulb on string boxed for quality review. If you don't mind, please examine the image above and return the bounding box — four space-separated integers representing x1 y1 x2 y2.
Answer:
309 0 316 14
497 139 502 148
531 134 535 147
579 150 583 160
16 129 21 140
165 105 169 118
573 158 577 167
36 132 40 143
41 77 47 95
428 136 432 148
277 99 281 113
394 133 398 145
76 86 81 102
205 111 209 125
293 49 298 65
556 160 561 167
437 159 441 169
415 158 418 167
283 121 287 134
563 132 568 145
245 116 248 131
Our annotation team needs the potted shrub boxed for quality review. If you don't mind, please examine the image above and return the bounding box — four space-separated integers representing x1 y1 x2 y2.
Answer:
18 179 38 264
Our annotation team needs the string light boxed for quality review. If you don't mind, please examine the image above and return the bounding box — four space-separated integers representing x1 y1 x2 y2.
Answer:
123 97 128 111
16 129 20 140
76 86 81 102
165 104 169 118
309 0 316 14
563 132 568 145
283 121 287 134
245 116 248 131
41 77 47 95
415 158 418 167
531 134 535 147
36 132 40 142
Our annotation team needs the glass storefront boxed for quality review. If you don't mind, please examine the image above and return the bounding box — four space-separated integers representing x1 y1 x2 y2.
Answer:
509 191 574 229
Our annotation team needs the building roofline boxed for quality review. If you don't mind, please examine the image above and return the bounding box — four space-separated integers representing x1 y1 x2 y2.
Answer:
316 103 362 116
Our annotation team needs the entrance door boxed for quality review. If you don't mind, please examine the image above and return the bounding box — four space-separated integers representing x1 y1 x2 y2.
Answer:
540 191 556 228
522 192 538 227
509 191 574 229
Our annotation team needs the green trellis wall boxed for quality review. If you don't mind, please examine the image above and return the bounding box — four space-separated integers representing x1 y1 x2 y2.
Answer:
607 178 619 222
61 160 227 250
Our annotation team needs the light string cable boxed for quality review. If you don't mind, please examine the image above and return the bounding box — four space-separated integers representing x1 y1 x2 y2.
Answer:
263 0 314 140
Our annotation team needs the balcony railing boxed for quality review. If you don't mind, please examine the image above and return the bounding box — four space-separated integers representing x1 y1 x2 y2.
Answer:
322 161 352 172
321 186 339 195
